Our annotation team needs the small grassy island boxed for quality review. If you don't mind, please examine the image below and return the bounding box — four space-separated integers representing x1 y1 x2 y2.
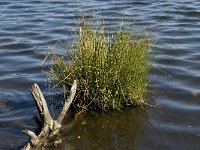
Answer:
22 15 154 150
47 15 153 111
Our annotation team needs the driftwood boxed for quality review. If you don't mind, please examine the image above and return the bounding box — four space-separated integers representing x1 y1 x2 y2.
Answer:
22 80 77 150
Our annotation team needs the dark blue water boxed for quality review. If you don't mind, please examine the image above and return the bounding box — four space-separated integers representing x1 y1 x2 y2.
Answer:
0 0 200 149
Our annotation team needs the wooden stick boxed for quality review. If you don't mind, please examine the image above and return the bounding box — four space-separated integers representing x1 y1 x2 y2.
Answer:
22 80 77 150
56 80 77 124
29 84 53 128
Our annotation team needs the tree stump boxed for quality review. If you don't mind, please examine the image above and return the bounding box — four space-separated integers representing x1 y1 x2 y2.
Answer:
22 80 77 150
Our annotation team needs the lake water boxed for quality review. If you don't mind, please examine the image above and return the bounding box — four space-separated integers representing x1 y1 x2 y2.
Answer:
0 0 200 149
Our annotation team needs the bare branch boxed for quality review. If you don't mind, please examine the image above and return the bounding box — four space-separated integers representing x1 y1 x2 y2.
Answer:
23 130 39 147
23 130 37 140
56 80 77 124
23 81 77 150
29 84 53 128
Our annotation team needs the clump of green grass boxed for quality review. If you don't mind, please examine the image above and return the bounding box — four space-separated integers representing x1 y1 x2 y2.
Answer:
47 15 153 110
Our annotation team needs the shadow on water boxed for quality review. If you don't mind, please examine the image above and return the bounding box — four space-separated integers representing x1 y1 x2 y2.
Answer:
56 107 148 150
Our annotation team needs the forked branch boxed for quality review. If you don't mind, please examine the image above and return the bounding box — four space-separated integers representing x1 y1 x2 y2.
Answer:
22 80 77 150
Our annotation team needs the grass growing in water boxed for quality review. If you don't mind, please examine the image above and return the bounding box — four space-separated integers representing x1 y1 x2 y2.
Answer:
47 16 153 110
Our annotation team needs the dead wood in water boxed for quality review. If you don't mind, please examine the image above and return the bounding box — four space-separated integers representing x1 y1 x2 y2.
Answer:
22 80 77 150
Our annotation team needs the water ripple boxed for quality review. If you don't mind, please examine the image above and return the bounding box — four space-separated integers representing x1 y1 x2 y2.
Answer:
0 0 200 149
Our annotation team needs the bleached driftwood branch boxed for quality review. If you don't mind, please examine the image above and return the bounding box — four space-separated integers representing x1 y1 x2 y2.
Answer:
22 80 77 150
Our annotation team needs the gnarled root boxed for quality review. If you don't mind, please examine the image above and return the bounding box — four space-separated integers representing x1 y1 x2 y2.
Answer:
22 80 77 150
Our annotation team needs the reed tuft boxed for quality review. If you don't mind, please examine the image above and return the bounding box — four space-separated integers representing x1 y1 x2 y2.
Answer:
47 15 153 110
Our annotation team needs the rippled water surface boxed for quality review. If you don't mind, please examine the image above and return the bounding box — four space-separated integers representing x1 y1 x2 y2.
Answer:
0 0 200 149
